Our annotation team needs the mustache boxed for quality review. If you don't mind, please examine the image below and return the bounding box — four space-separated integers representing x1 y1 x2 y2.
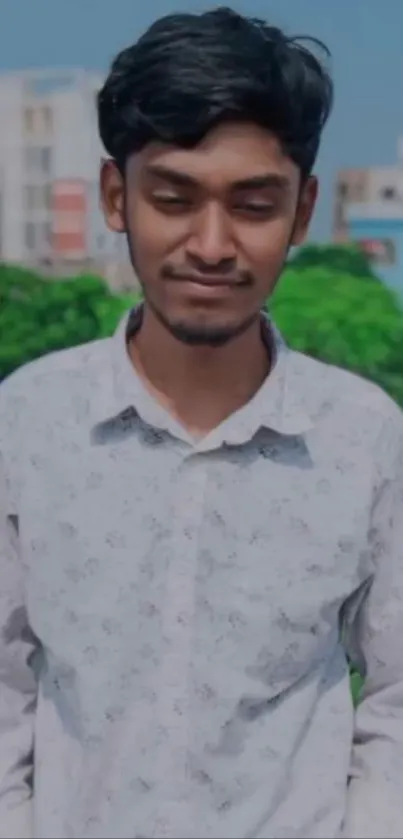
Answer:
162 263 254 286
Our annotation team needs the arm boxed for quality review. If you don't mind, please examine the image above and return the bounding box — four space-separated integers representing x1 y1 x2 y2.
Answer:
343 406 403 838
0 451 37 838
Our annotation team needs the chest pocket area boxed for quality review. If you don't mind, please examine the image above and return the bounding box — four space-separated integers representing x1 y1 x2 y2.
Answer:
194 450 371 703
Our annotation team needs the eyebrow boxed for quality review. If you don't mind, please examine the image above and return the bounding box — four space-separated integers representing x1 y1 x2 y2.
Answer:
144 164 291 191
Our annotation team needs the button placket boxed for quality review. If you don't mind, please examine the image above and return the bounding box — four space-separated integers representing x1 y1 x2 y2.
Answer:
154 453 208 837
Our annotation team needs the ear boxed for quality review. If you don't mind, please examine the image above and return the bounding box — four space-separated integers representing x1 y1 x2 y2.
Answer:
100 158 125 233
290 176 318 246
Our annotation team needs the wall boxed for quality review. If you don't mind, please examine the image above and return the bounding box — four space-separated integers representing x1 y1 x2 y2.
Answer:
51 73 103 182
0 76 25 260
368 166 403 203
333 169 371 242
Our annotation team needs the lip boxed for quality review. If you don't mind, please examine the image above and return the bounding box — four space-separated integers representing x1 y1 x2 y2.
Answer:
168 276 239 299
171 280 237 302
168 274 240 287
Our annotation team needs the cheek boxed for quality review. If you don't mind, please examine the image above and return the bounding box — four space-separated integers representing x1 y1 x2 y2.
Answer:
239 219 292 274
127 200 188 263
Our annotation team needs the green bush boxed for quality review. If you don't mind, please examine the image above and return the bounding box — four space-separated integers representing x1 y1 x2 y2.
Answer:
288 243 379 280
271 265 403 406
0 267 138 381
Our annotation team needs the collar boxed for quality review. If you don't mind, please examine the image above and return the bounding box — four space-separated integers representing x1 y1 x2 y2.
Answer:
100 305 314 443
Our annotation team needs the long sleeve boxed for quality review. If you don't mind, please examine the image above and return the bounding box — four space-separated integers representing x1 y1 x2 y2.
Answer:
0 451 37 838
343 405 403 838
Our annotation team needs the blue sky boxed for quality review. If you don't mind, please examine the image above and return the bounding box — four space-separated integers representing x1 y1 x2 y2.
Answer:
1 0 402 241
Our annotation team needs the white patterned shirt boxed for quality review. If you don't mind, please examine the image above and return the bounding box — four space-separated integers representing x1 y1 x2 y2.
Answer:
1 307 403 838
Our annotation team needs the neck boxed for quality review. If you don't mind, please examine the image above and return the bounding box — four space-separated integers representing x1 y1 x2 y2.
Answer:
128 305 270 436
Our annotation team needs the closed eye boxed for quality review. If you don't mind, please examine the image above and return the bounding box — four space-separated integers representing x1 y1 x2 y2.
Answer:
153 193 191 205
234 202 276 216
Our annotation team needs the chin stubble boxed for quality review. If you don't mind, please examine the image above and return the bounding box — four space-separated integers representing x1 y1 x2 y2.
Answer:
148 298 259 347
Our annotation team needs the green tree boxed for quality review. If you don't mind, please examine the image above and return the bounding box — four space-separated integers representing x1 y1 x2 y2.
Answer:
0 267 137 381
0 263 45 301
271 266 403 406
288 243 378 280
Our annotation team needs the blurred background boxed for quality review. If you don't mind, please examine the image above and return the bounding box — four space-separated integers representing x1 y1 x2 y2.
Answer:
1 0 403 414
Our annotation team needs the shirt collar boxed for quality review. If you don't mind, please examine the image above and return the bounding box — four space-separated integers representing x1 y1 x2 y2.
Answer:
100 305 314 442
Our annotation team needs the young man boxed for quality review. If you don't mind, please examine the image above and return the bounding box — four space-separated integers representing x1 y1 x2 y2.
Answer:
1 8 403 838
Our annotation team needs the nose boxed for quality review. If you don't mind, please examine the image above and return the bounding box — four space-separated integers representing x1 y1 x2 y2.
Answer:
186 202 236 268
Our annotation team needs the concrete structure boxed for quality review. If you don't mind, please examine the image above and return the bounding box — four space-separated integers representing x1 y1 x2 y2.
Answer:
0 68 135 290
333 140 403 243
346 202 403 292
335 138 403 294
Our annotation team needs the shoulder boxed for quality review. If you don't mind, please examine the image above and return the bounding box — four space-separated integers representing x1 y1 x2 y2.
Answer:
290 349 403 458
0 337 112 449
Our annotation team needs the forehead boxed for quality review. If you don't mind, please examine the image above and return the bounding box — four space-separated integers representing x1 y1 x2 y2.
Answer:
130 121 299 188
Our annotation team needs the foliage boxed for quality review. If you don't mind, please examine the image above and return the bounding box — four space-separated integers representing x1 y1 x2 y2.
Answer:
288 243 378 280
0 267 137 381
271 266 403 406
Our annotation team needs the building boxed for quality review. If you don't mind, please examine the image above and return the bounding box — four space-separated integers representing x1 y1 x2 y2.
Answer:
346 203 403 292
0 68 135 290
333 156 403 243
333 139 403 291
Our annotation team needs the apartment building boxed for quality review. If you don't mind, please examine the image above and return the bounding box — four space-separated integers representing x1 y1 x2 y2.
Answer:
0 68 134 289
334 139 403 292
333 140 403 242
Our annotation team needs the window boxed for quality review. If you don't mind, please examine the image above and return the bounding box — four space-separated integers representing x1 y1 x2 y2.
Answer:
25 184 52 212
40 147 52 174
25 184 35 212
23 105 53 135
25 146 38 172
43 183 52 210
24 146 52 175
43 221 53 248
23 107 34 134
42 106 53 134
381 186 396 200
25 222 36 251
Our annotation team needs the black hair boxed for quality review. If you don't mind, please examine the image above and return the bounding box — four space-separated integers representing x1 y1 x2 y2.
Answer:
98 6 333 177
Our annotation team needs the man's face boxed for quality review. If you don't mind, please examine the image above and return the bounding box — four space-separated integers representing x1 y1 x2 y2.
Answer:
101 122 317 346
